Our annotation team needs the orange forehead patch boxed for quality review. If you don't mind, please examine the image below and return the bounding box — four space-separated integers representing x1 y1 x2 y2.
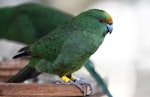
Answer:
104 11 113 24
106 19 113 24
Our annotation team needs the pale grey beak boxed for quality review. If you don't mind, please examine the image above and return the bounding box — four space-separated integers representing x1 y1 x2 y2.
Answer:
107 24 113 34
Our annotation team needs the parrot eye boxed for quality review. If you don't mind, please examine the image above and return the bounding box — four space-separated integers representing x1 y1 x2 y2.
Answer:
98 18 104 22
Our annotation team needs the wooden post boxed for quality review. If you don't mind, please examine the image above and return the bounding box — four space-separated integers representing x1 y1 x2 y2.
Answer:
0 60 28 81
0 60 107 96
0 83 86 96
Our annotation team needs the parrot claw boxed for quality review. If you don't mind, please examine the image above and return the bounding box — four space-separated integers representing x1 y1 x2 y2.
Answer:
74 78 93 96
55 80 84 93
58 75 93 96
68 80 85 95
55 80 89 96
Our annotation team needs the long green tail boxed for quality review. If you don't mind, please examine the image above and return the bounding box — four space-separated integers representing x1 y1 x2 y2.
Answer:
84 60 113 97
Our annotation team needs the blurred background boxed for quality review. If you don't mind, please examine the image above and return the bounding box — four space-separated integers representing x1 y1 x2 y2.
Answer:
0 0 149 97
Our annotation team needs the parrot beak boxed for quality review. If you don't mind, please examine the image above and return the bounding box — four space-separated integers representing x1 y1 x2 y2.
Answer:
107 24 113 34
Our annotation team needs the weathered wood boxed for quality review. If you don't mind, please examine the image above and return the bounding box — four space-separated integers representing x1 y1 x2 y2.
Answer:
0 70 19 77
0 60 28 70
0 60 107 96
0 60 28 81
0 83 85 96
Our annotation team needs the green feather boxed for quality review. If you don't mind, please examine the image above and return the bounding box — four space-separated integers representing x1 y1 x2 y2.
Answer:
0 3 72 44
26 9 110 77
3 4 113 96
85 60 113 97
7 8 112 83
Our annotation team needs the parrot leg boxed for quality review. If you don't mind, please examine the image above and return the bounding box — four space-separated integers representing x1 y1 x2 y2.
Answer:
61 75 84 94
67 75 93 95
56 75 92 96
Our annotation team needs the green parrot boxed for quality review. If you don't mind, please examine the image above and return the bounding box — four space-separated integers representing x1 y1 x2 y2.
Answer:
0 3 113 96
0 3 72 44
7 9 113 96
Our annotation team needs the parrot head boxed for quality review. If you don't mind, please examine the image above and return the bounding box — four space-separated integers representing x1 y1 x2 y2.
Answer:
103 11 113 34
79 9 113 34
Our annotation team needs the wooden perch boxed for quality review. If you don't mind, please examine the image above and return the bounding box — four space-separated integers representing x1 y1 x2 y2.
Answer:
0 83 86 96
0 60 106 96
0 60 28 70
0 60 28 81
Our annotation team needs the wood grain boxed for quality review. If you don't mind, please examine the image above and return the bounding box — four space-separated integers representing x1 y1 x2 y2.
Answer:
0 83 85 96
0 60 28 81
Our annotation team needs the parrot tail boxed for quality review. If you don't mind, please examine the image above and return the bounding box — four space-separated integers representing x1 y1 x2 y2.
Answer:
7 46 40 83
7 65 40 83
13 46 32 59
84 60 113 97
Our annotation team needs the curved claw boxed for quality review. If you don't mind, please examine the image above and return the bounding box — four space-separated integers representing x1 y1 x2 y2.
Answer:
60 75 93 96
55 80 85 95
74 78 93 95
68 80 85 95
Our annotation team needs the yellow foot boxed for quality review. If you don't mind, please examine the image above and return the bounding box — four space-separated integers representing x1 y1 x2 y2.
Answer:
61 75 71 83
